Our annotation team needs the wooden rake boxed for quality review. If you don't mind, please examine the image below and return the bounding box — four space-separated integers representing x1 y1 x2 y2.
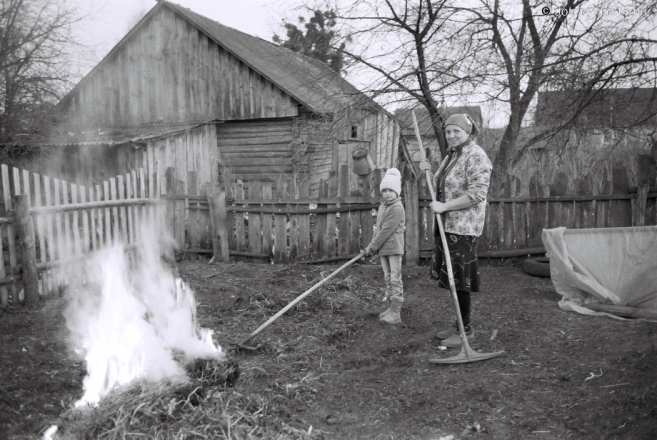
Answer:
230 252 366 351
411 110 504 364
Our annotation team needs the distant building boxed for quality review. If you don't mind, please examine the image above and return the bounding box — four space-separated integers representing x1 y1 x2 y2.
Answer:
535 88 657 128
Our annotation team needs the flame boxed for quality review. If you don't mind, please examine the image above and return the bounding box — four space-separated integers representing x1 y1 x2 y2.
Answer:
64 238 222 407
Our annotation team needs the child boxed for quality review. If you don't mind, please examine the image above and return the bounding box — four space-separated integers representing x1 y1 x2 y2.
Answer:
363 168 406 324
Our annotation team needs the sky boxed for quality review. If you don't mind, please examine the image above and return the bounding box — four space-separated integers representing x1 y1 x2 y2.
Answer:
71 0 292 73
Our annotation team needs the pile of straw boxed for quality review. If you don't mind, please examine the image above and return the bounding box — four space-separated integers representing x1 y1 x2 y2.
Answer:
55 359 312 439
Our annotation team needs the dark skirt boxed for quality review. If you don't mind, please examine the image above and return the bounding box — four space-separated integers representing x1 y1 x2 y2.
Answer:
430 233 481 293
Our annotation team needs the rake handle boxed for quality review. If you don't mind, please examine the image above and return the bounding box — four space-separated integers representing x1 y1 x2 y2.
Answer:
239 252 365 346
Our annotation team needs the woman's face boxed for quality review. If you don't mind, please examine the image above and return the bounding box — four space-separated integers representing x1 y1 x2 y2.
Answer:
445 125 469 147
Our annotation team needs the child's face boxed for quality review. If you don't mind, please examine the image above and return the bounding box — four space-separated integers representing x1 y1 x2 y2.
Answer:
382 188 397 200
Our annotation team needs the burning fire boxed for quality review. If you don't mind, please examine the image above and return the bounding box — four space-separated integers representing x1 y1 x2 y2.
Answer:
64 237 222 407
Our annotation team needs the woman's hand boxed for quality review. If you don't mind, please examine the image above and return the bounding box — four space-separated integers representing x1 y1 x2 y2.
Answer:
419 159 432 172
430 201 448 214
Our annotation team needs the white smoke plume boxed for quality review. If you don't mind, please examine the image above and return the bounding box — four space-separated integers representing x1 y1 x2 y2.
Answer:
62 214 221 407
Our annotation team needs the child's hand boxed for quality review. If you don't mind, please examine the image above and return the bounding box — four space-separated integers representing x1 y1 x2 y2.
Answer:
363 247 373 256
419 159 432 172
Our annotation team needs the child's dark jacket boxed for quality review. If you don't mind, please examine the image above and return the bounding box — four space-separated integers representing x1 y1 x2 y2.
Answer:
369 198 405 255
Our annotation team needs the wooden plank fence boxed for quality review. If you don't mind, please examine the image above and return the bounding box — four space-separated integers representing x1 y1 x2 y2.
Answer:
167 165 656 266
0 165 162 307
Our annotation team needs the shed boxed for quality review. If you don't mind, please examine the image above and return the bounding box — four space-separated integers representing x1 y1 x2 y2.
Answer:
39 0 400 196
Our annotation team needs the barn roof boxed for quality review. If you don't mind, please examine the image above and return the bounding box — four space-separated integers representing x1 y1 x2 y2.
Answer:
163 2 377 115
55 1 378 119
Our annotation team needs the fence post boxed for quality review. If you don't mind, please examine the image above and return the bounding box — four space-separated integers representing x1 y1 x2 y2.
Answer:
205 183 230 263
403 164 419 265
14 194 39 305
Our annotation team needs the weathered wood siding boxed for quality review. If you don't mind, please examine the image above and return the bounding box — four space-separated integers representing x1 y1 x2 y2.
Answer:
217 119 303 181
143 124 219 196
57 7 299 127
303 109 400 196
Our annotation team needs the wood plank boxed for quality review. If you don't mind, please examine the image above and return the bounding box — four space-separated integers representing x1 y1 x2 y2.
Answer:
117 176 128 244
110 178 120 244
610 165 631 227
235 180 246 259
32 173 48 296
247 181 262 257
125 173 135 245
131 170 139 244
261 182 273 260
70 184 81 256
288 178 300 261
324 178 337 260
338 165 350 257
297 178 311 261
103 181 112 245
174 179 186 252
496 202 506 250
54 180 65 289
43 176 56 294
61 181 72 257
349 175 362 256
187 172 199 260
220 157 294 168
2 166 17 301
312 180 327 260
80 186 90 255
138 169 147 237
88 186 97 250
274 178 288 262
634 184 649 227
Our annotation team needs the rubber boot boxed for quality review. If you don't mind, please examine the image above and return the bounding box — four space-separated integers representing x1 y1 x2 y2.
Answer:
380 298 402 324
441 324 474 347
435 323 457 340
379 297 391 318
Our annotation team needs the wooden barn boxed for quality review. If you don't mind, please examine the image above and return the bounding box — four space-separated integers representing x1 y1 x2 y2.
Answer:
32 0 400 197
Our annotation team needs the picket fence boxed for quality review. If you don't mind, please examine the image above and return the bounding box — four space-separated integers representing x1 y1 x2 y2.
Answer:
0 165 161 307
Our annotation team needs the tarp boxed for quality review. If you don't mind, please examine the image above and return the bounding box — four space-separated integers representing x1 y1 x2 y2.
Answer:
542 226 657 321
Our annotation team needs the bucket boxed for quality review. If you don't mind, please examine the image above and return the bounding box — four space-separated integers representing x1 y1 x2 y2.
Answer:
352 148 374 176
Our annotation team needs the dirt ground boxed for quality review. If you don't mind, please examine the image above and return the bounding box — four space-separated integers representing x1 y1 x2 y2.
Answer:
2 258 657 439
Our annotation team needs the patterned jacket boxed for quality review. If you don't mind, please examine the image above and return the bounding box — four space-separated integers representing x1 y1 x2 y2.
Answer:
433 142 492 237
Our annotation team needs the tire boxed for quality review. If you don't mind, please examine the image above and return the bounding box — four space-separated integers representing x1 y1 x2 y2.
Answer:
522 257 551 278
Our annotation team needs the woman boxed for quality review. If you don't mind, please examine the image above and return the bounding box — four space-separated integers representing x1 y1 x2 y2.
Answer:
419 113 492 348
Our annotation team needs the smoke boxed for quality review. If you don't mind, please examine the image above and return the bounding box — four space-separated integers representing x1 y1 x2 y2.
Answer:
62 218 222 407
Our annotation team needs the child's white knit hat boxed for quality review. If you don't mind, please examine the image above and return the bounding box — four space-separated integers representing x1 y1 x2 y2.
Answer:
380 168 402 196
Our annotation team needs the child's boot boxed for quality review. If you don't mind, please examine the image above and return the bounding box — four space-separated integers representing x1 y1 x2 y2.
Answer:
380 298 403 324
379 296 391 318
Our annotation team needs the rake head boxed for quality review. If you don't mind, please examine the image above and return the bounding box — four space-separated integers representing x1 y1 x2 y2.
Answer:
430 342 505 364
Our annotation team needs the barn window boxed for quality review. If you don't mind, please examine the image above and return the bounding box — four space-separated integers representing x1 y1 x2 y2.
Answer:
351 125 358 138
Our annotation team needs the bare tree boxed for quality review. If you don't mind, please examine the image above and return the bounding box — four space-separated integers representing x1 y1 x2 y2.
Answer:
0 0 81 145
452 0 657 179
331 0 488 158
